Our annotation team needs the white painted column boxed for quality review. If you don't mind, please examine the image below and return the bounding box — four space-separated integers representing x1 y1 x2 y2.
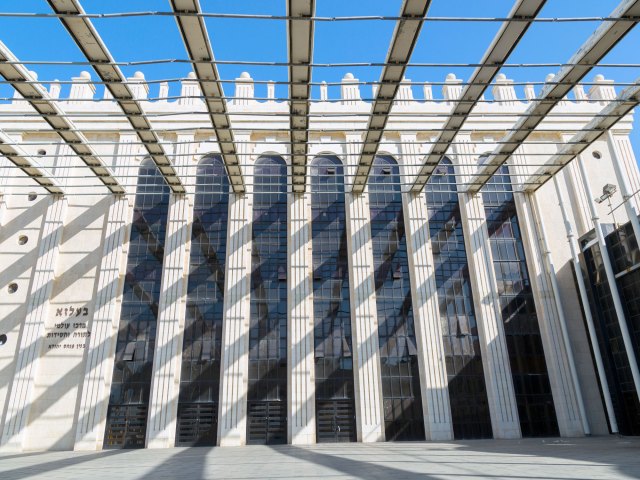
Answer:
287 191 316 444
453 136 521 439
344 134 385 442
74 196 132 450
1 195 67 451
218 133 253 446
514 190 586 436
399 134 453 440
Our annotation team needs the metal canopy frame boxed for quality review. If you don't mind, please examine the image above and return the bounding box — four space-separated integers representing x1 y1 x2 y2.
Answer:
0 1 635 197
0 41 123 194
465 0 640 194
288 0 315 193
47 0 185 194
351 0 432 194
0 128 63 194
169 0 245 194
410 0 547 193
524 80 640 193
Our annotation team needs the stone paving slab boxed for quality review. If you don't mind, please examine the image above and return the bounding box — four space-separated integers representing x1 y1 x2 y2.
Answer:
0 436 638 480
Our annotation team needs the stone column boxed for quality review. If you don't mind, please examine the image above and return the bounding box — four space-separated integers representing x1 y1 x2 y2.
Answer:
513 190 585 436
73 196 132 450
453 136 521 439
1 195 67 451
146 133 195 448
218 133 253 446
287 191 316 444
146 194 192 448
399 133 453 440
344 134 385 442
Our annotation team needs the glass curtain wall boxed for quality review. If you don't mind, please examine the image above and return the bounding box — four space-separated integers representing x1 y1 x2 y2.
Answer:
310 155 356 442
425 159 492 439
104 159 170 448
176 155 229 446
581 223 640 435
369 155 425 441
247 156 288 444
482 163 559 437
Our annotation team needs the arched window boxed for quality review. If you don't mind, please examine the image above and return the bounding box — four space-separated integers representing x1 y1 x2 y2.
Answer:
482 161 559 437
176 155 229 446
104 158 170 449
426 158 492 439
369 155 425 441
310 155 356 442
248 155 288 444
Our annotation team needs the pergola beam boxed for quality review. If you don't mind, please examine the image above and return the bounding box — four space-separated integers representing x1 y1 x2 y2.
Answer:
466 0 640 194
47 0 185 194
288 0 315 193
0 129 64 195
523 80 640 193
0 41 123 194
351 0 432 194
169 0 245 194
410 0 547 193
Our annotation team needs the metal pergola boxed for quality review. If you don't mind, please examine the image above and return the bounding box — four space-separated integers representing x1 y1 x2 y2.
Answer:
0 0 637 196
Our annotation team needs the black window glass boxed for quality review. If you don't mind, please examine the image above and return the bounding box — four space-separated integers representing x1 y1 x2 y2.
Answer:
247 155 288 444
176 155 229 446
482 164 559 437
369 155 425 441
311 156 356 443
104 159 170 449
426 158 492 439
580 223 640 435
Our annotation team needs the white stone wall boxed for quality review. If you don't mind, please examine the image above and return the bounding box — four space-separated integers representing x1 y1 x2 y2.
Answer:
0 70 636 450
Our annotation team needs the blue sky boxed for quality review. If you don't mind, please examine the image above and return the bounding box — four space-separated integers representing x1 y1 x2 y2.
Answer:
0 1 639 156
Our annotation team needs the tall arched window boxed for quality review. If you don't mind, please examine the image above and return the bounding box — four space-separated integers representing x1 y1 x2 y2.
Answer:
482 160 559 437
369 155 425 441
176 155 229 446
426 158 492 439
310 155 356 442
104 159 170 449
248 155 288 444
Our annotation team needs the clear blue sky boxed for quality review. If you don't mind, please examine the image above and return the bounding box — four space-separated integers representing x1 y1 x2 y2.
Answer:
0 1 639 156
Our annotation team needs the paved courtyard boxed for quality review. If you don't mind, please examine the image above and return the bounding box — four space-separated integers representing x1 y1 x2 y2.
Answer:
0 436 638 480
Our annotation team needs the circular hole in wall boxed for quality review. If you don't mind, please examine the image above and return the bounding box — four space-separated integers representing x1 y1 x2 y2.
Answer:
0 334 6 346
592 151 602 159
27 192 37 202
18 235 28 245
37 149 46 156
7 283 18 294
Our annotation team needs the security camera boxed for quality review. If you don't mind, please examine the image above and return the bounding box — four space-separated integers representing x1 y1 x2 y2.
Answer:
0 334 7 346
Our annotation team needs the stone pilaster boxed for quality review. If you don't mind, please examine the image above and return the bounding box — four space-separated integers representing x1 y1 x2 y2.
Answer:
74 196 132 450
287 192 316 444
1 195 67 450
454 136 521 439
344 134 384 442
218 133 253 446
513 189 585 437
146 194 192 448
399 134 453 440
